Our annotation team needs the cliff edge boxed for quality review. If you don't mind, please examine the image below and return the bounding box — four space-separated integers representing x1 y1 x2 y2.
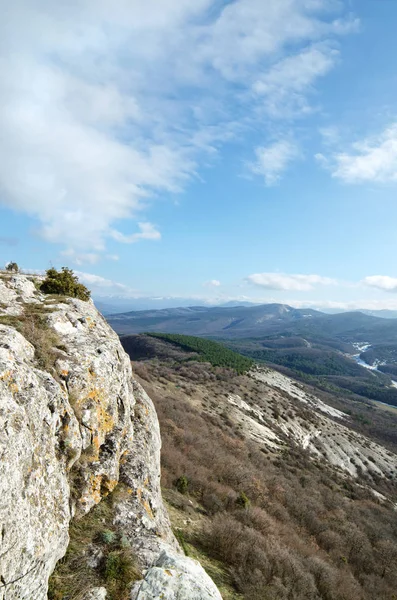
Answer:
0 273 221 600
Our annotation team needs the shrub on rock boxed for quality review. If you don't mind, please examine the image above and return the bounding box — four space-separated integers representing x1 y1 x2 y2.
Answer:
41 267 91 301
5 261 19 272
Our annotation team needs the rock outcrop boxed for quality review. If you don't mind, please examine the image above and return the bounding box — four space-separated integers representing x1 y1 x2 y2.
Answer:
0 273 221 600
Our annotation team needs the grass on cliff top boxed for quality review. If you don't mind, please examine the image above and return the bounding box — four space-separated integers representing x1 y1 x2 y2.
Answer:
48 486 140 600
0 303 63 372
146 332 254 374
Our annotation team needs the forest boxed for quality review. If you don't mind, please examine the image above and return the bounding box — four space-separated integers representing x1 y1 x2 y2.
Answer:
146 333 254 374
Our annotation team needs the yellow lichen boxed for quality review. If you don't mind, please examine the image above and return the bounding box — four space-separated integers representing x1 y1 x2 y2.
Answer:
76 386 115 461
142 499 154 520
101 477 118 495
88 474 102 505
79 474 119 507
0 370 18 394
120 451 129 465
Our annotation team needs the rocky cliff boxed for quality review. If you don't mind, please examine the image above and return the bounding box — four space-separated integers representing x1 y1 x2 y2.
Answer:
0 273 222 600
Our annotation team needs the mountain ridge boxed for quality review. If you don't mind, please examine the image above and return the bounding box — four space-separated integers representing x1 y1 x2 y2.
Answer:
107 302 397 341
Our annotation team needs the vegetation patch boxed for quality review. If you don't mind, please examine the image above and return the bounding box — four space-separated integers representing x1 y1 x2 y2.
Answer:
48 488 140 600
134 356 397 600
40 267 91 301
225 337 397 410
0 303 62 372
146 333 254 374
5 261 19 273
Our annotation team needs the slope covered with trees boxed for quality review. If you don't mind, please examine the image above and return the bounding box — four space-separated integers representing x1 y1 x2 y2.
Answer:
146 333 253 374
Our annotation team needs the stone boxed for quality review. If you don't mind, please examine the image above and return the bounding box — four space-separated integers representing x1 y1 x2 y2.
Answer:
0 274 221 600
85 588 107 600
132 550 223 600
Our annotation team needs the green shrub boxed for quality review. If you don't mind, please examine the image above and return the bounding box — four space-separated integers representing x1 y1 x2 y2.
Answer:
99 529 117 545
41 267 91 301
102 548 139 597
5 261 19 273
175 475 189 494
48 491 140 600
236 491 250 509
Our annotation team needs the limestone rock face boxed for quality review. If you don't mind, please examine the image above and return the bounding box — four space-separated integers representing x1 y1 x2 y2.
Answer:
0 325 76 599
132 551 223 600
0 274 221 600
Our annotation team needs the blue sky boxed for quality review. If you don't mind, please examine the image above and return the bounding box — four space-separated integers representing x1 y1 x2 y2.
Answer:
2 0 397 310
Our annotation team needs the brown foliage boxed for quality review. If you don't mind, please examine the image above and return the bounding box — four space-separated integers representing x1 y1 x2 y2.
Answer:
138 359 397 600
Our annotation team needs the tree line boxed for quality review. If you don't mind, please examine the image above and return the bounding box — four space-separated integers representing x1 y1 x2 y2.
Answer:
146 333 254 374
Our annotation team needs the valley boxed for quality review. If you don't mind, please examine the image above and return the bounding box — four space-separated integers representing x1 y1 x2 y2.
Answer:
107 303 397 409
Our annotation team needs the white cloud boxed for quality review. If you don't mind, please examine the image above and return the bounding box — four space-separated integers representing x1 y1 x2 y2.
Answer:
0 1 356 251
203 279 221 287
279 298 397 311
249 140 300 185
246 272 337 291
61 249 101 265
323 123 397 183
362 275 397 293
75 271 136 297
253 44 339 118
110 222 161 244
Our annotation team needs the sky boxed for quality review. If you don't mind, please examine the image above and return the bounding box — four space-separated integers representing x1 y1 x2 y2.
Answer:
2 0 397 311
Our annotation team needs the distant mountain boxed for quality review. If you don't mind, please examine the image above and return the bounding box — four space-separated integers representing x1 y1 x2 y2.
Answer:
218 301 259 308
107 303 323 337
320 308 397 319
358 309 397 319
107 303 397 344
93 296 216 315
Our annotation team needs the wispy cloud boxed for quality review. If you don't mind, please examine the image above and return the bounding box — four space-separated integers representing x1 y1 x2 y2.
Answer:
75 271 136 297
249 140 300 185
0 1 357 257
110 222 161 244
246 272 337 291
61 249 101 266
319 122 397 183
253 44 339 119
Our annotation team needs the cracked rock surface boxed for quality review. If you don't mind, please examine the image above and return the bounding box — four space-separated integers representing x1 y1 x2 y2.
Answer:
0 274 221 600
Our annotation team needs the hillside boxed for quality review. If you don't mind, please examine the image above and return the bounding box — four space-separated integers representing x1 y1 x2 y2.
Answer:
108 304 397 409
123 334 397 600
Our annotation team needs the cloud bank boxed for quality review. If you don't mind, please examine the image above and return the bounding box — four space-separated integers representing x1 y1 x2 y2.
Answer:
0 0 356 257
362 275 397 292
246 272 337 291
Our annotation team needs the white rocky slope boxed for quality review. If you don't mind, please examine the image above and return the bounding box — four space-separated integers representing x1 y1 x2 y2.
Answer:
225 366 397 481
0 274 221 600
